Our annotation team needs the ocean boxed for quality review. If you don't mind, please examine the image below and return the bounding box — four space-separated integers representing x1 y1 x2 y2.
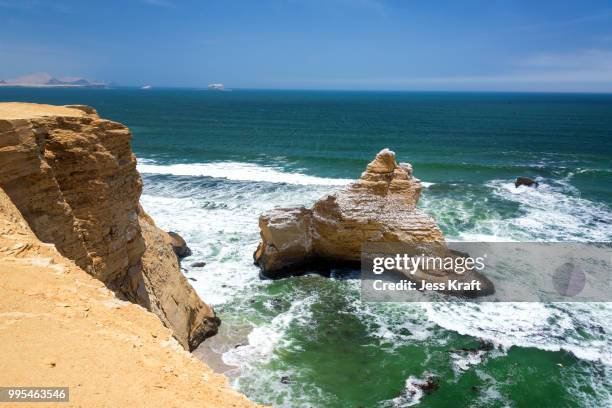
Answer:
2 88 611 407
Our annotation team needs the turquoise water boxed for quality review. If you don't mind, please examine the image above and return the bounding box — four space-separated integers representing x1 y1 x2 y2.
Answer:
2 88 611 407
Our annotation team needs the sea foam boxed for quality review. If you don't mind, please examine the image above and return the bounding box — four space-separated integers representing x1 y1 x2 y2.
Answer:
484 179 612 241
138 160 353 186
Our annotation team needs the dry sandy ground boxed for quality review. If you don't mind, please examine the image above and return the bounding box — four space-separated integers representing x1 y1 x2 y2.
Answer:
0 190 262 408
0 102 88 119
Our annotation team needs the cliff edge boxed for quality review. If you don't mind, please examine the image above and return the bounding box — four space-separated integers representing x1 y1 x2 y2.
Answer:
0 102 218 350
0 188 260 407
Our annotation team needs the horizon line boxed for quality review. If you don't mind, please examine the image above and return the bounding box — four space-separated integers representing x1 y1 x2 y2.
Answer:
2 84 611 95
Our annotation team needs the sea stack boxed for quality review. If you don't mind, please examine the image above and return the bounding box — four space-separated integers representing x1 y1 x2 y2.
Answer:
254 148 494 297
0 102 219 350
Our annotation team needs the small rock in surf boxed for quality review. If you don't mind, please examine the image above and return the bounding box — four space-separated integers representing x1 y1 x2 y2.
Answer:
515 176 539 188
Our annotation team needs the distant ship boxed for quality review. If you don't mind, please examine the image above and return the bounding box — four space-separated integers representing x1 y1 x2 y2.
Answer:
141 84 153 90
207 83 225 91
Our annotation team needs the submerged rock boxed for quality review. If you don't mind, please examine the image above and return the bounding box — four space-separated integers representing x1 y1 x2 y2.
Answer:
254 148 494 297
392 373 440 406
416 374 440 395
515 176 539 188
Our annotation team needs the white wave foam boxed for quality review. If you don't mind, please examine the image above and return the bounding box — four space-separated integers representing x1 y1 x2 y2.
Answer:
449 233 512 243
424 302 612 366
140 178 332 305
220 295 331 407
357 301 435 344
496 179 611 240
450 349 488 374
575 168 612 175
222 295 316 367
381 374 434 407
473 370 506 407
455 179 612 242
138 160 353 186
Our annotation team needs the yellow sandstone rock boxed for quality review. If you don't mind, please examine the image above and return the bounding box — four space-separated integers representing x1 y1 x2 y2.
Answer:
0 189 261 408
254 148 493 297
0 102 217 350
254 148 444 273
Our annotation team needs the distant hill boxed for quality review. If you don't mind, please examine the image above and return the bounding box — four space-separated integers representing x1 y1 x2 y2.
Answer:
0 73 107 88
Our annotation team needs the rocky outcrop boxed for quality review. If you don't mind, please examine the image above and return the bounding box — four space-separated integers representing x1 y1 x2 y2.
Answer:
254 149 493 296
168 231 192 258
120 211 220 351
515 176 539 188
255 148 443 272
0 189 261 408
0 102 218 350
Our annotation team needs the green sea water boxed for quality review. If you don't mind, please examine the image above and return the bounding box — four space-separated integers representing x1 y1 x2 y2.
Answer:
1 88 611 407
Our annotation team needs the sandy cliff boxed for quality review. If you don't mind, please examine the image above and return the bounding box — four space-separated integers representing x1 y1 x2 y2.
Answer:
0 189 260 408
0 102 217 350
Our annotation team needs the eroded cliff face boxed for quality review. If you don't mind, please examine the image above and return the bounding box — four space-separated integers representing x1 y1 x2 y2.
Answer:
0 103 142 282
254 148 445 273
0 189 261 408
0 102 217 350
126 210 220 351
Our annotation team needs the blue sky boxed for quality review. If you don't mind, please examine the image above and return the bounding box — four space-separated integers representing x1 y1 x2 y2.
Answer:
1 0 612 91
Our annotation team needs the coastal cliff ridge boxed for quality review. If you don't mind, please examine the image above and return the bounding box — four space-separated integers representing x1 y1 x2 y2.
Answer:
0 102 218 350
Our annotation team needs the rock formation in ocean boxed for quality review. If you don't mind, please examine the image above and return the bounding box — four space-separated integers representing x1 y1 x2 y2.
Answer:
254 148 493 296
0 102 218 350
515 176 539 188
0 188 261 408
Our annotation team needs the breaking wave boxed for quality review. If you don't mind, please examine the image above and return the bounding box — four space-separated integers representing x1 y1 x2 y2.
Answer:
138 160 353 186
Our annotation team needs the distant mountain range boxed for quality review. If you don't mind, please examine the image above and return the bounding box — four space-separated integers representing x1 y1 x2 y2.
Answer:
0 73 107 88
